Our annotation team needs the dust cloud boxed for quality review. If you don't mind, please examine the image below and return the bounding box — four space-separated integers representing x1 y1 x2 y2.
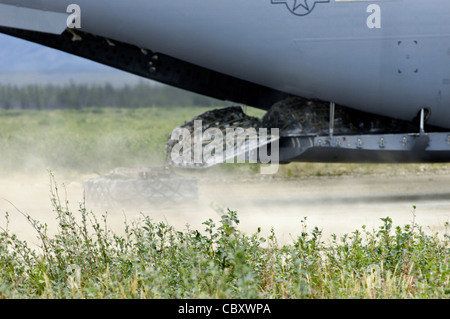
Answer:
1 168 449 246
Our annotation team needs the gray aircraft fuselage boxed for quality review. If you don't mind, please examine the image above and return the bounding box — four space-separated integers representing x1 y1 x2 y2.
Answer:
1 0 450 129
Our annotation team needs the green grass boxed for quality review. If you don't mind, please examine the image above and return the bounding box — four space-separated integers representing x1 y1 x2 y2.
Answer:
0 177 448 298
0 106 216 174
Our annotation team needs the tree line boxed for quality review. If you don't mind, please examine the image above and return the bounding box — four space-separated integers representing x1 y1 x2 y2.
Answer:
0 82 220 110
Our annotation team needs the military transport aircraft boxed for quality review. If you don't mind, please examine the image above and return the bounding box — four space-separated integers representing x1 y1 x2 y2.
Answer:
1 0 450 167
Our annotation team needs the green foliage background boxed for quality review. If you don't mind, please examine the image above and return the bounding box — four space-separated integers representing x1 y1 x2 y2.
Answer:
0 106 216 174
0 82 219 110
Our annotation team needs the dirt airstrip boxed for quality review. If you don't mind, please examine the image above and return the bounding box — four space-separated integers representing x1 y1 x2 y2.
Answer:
1 170 449 246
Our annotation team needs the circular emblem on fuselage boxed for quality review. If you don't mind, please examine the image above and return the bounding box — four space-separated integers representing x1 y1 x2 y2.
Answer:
271 0 330 16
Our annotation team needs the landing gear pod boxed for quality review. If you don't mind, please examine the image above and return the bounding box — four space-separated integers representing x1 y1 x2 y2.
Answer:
166 98 450 167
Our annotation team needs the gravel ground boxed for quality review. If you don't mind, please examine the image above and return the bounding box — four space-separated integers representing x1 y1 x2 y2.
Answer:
1 167 449 245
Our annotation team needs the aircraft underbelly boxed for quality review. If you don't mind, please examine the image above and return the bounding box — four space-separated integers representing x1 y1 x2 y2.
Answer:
56 0 448 128
1 0 450 128
77 1 450 128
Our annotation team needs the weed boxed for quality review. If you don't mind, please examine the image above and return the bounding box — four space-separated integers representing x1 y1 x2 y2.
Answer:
0 177 448 298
